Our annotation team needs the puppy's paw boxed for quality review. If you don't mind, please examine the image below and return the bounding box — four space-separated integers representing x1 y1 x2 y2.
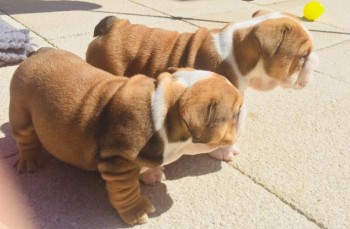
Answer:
119 196 155 225
140 167 165 185
208 145 240 161
14 152 44 173
296 79 310 89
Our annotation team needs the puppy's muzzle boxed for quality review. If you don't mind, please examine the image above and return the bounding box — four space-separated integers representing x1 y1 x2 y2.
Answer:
294 52 319 90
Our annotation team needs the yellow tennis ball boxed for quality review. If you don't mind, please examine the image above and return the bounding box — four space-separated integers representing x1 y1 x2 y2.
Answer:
304 1 325 20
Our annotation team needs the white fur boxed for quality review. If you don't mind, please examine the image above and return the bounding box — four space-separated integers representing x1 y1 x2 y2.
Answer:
151 77 170 131
152 69 238 166
212 12 318 92
294 52 319 89
208 101 247 161
140 127 220 184
172 69 212 88
151 69 215 131
143 100 248 183
144 70 238 183
244 59 280 91
153 127 220 167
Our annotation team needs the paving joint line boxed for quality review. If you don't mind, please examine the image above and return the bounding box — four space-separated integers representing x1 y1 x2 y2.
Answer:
127 0 200 27
230 163 327 229
316 39 350 51
254 0 294 6
49 32 92 41
0 10 58 48
314 70 350 85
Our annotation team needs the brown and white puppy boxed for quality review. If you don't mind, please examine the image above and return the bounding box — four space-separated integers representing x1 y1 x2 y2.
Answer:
10 48 243 225
86 10 319 161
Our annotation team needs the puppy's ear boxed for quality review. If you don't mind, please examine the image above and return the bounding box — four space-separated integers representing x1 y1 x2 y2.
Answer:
254 22 290 58
252 10 273 18
179 94 217 143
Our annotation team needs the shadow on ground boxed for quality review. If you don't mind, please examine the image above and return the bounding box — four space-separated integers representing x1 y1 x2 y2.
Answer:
0 0 101 15
0 123 17 159
1 121 222 228
4 153 172 228
165 154 222 180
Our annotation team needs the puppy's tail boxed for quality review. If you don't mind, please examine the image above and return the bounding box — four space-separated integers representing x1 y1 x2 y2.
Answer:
93 16 119 37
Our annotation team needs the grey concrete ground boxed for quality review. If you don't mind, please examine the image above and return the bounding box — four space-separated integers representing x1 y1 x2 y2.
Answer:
0 0 349 228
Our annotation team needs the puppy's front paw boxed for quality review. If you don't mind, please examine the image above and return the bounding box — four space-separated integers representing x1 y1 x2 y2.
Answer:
119 196 155 225
14 151 44 173
208 145 240 161
140 167 165 185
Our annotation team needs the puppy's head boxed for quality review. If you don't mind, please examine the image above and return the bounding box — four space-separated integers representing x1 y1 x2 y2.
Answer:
230 10 319 91
172 68 244 147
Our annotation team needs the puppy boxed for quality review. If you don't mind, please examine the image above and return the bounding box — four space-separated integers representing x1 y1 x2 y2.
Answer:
87 10 318 92
10 48 243 225
86 10 319 160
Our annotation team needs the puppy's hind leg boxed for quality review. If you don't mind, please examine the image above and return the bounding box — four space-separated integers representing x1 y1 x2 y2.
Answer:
9 104 44 173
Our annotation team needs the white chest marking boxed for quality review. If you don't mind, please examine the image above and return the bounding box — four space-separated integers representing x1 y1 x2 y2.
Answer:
151 77 169 131
159 128 219 166
158 128 191 166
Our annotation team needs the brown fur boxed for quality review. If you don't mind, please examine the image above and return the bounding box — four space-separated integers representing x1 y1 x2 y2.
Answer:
234 16 312 79
86 11 314 90
86 18 226 83
10 48 242 225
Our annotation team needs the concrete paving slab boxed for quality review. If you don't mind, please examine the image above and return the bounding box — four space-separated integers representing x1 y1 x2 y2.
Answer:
250 0 293 6
235 72 350 228
268 0 350 30
164 6 350 51
1 154 318 229
49 33 94 59
0 12 53 158
179 6 269 29
51 20 197 59
1 0 349 228
0 0 167 40
305 22 350 51
131 0 253 18
316 41 350 83
0 66 17 159
246 0 350 50
0 11 54 49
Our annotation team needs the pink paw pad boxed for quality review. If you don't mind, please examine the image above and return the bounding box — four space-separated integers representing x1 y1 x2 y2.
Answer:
208 145 240 161
140 167 165 185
